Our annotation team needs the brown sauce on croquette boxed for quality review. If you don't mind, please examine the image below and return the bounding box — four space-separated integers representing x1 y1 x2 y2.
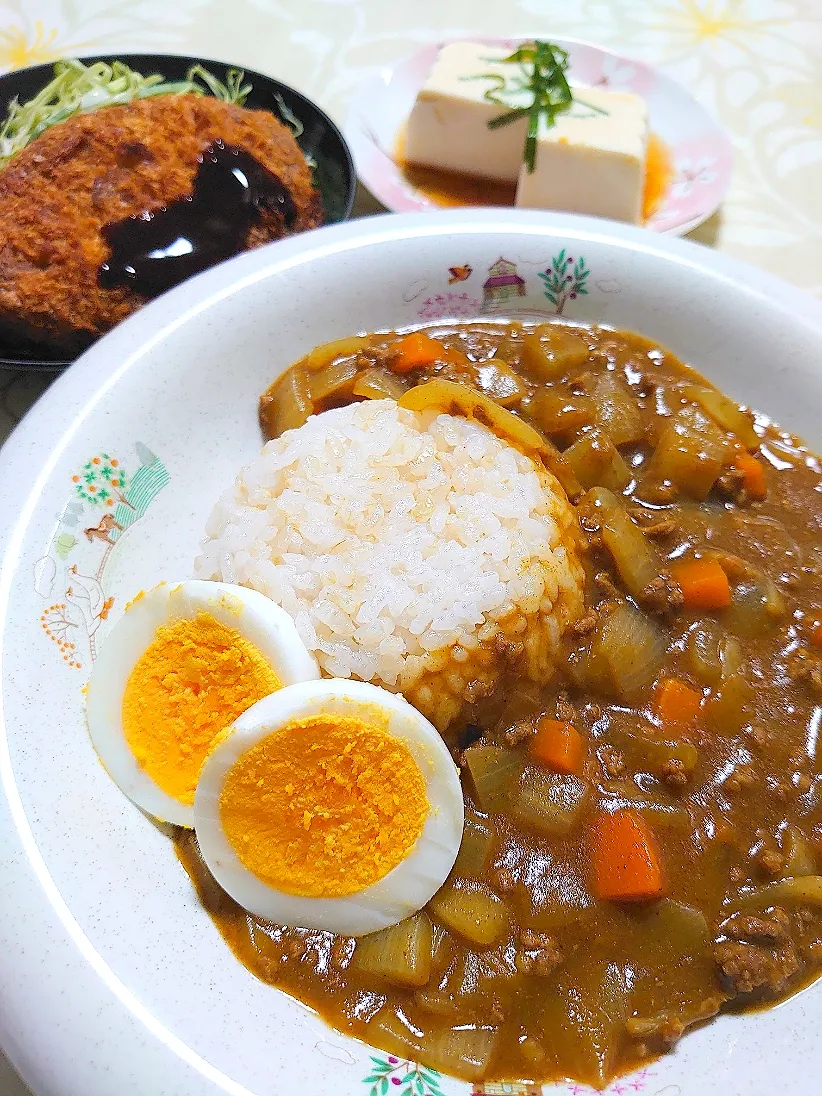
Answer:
99 140 296 296
0 94 322 354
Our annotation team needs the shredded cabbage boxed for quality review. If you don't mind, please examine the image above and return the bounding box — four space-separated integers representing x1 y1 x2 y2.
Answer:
272 91 316 167
0 59 252 169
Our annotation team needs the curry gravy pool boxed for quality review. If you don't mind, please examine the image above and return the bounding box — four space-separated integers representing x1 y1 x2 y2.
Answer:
169 320 822 1088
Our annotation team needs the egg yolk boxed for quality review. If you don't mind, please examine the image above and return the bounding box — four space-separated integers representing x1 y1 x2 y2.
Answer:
122 612 281 807
218 713 429 898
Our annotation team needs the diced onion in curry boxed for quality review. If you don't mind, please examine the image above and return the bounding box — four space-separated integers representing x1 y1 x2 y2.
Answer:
176 318 822 1091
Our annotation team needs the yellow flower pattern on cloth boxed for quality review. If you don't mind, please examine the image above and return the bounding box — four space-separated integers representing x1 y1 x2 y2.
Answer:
0 21 60 70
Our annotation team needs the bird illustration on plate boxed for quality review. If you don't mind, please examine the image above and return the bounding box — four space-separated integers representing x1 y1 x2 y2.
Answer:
448 264 472 283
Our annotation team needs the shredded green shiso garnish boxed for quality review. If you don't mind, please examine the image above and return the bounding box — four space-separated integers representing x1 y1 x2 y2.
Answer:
469 40 606 173
0 59 252 169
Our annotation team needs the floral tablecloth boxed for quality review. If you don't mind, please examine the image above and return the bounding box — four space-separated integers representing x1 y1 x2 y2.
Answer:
0 0 821 1090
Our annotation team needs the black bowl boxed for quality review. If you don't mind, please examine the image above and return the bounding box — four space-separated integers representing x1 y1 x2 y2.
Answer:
0 53 356 370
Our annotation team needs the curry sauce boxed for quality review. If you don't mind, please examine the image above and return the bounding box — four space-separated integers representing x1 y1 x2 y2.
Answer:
179 321 822 1088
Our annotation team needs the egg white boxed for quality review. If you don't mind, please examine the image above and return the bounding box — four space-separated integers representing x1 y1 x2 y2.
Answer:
86 580 320 827
194 678 464 936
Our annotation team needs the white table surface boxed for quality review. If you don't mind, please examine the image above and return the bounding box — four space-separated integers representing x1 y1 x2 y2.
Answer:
1 0 821 1091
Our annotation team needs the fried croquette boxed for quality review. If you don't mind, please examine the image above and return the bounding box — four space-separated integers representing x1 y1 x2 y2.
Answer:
0 93 323 354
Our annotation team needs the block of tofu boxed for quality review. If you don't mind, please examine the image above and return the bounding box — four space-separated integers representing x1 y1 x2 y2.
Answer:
515 87 649 223
405 41 529 183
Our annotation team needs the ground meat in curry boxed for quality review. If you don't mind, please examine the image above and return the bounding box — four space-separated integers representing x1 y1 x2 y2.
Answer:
179 320 822 1089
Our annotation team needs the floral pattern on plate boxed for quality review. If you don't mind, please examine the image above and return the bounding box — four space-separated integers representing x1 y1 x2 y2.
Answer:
360 1056 658 1096
409 251 601 323
33 442 168 669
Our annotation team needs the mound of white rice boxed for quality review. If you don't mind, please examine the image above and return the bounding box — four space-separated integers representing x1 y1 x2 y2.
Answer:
195 400 584 728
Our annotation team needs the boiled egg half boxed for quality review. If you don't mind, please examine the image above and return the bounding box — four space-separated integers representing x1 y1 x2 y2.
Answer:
194 679 464 936
86 580 319 827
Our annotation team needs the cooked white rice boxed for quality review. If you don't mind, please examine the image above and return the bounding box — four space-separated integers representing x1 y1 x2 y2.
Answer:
195 400 584 727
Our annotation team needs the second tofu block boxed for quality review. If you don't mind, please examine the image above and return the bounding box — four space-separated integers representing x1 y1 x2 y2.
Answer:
405 41 529 183
515 88 649 223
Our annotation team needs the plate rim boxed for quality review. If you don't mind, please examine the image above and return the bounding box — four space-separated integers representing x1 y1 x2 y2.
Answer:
2 208 822 1096
344 35 734 236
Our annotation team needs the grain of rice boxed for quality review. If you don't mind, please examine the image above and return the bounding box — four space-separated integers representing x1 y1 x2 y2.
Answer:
196 400 584 728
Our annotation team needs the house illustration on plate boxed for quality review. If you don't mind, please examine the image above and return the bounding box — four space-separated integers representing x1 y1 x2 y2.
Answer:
482 257 526 311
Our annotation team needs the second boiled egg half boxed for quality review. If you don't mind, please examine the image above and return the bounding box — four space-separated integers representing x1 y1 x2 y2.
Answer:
86 580 320 827
194 679 464 936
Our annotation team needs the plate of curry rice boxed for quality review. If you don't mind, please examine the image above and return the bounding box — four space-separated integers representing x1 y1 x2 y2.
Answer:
2 209 822 1096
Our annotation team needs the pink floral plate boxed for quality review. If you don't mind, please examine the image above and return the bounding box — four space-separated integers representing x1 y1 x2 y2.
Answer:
345 37 733 236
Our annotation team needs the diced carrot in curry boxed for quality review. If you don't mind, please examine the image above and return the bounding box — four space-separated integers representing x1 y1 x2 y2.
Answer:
733 452 767 500
671 558 732 611
590 809 665 902
249 318 822 1088
392 331 448 371
529 717 584 774
655 677 702 727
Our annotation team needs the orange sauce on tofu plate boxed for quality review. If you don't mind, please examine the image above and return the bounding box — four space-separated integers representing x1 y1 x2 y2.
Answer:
641 133 674 221
394 130 673 223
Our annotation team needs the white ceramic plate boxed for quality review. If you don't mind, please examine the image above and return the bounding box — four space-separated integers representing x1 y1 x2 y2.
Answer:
2 210 822 1096
345 38 733 235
